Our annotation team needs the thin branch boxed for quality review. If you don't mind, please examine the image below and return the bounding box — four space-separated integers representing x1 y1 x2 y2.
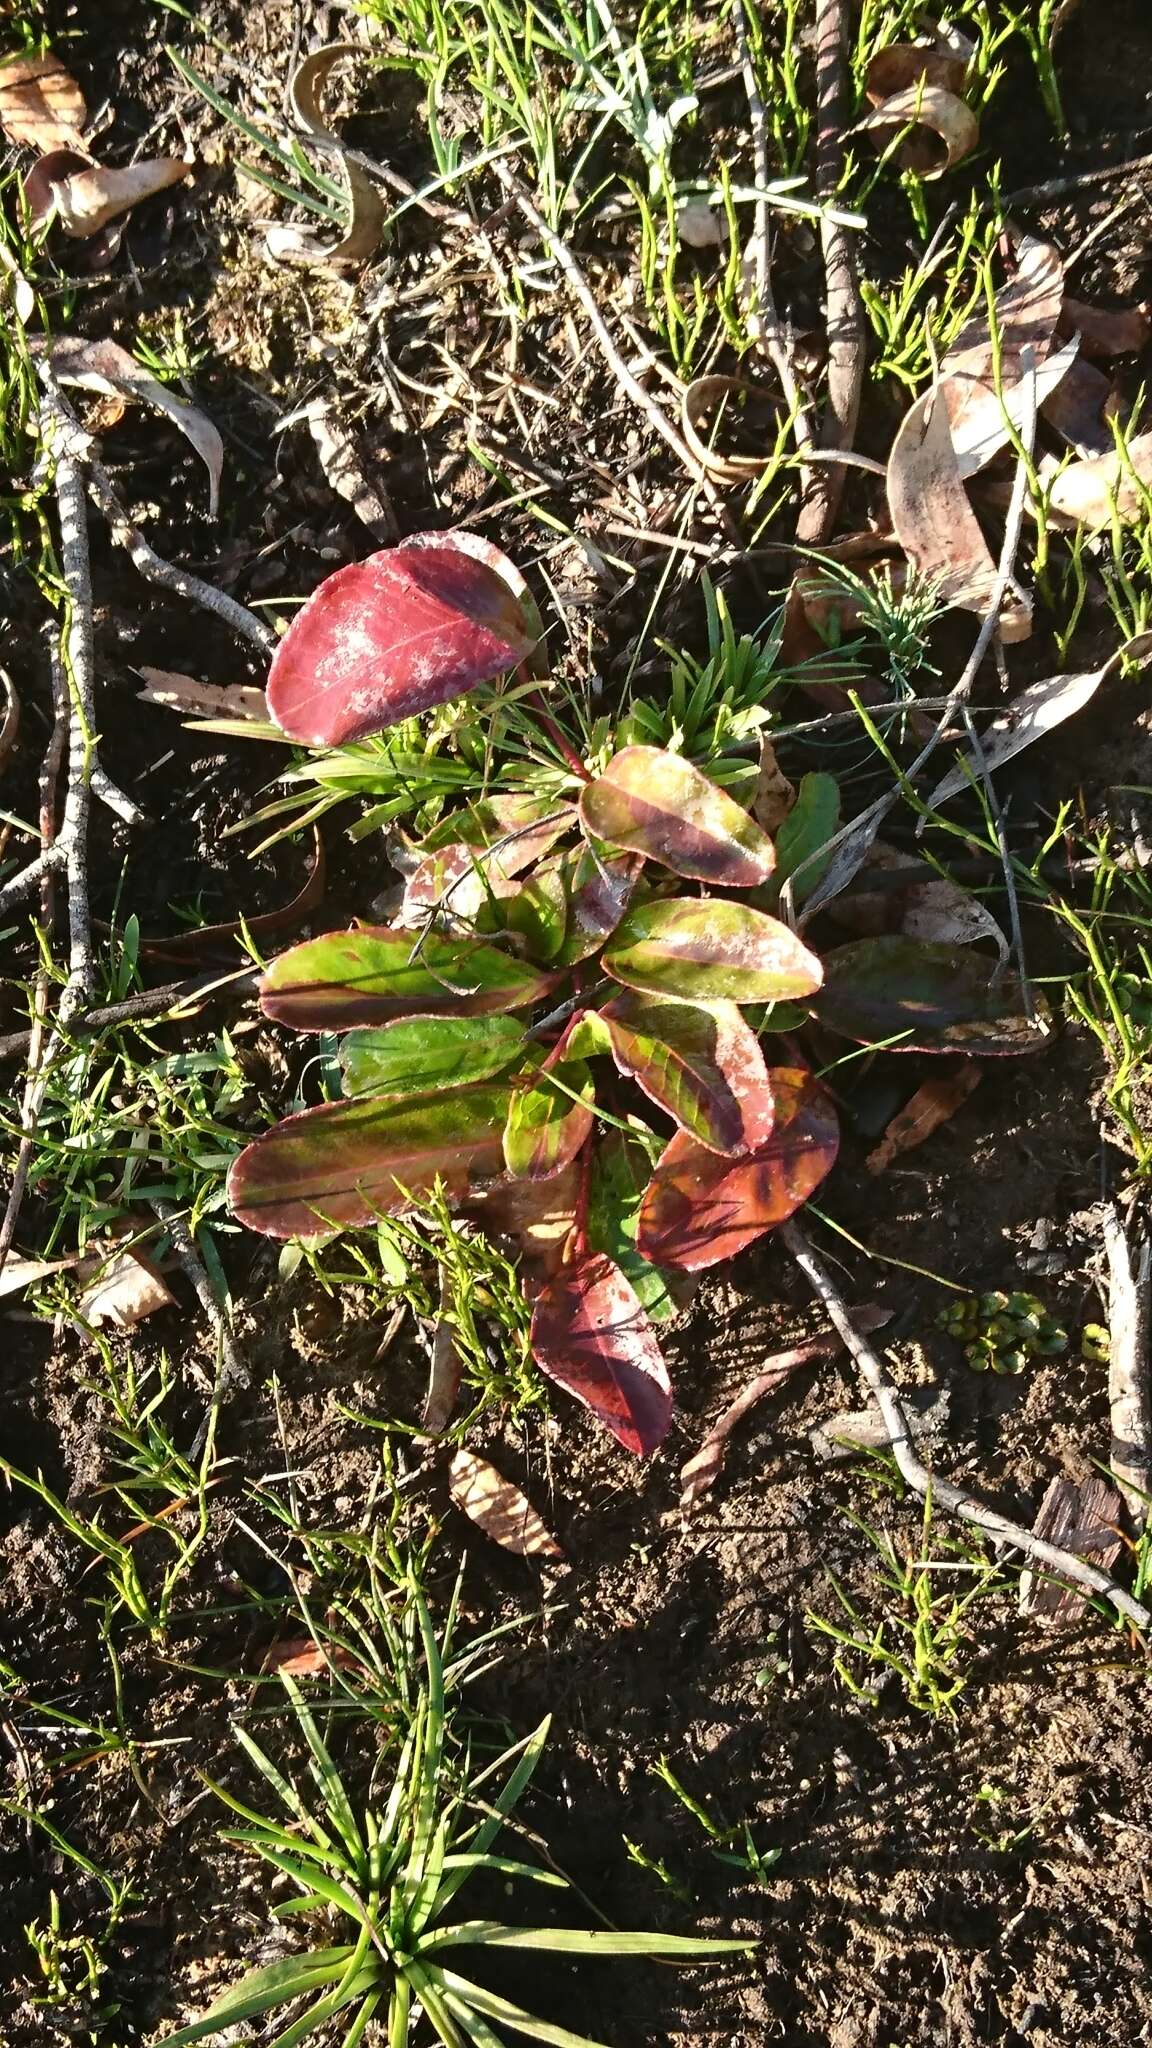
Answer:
86 459 277 654
732 0 812 451
781 1218 1151 1632
1105 1201 1151 1528
796 0 865 545
0 966 260 1063
152 1199 249 1404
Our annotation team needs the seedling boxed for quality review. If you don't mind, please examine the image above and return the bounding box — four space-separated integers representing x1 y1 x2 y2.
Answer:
652 1755 780 1891
938 1289 1068 1375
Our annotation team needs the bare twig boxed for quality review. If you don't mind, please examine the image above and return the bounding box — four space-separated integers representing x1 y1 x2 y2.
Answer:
1001 148 1152 210
732 1 812 451
86 459 277 654
0 966 260 1063
796 0 865 545
781 1217 1151 1632
959 703 1033 1018
152 1199 249 1404
1104 1201 1151 1528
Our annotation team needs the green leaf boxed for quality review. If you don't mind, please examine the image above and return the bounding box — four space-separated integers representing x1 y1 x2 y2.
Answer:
160 1950 357 2046
421 1923 756 1958
502 1062 595 1180
604 898 823 1004
579 746 775 886
773 773 840 905
422 1962 614 2048
227 1083 513 1239
599 993 776 1154
813 938 1052 1054
585 1130 677 1324
339 1016 528 1097
484 862 571 964
261 928 558 1031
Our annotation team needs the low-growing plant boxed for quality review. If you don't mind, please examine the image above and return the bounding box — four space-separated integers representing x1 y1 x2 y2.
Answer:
227 534 1053 1455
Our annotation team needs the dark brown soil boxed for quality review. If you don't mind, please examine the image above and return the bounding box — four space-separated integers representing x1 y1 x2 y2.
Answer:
4 5 1152 2047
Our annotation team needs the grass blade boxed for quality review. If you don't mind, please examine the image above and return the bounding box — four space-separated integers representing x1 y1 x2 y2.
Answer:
420 1921 755 1957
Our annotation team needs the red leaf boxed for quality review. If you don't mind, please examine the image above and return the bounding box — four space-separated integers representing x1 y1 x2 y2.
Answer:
599 992 776 1154
530 1253 673 1455
267 539 538 745
636 1068 839 1272
579 746 775 887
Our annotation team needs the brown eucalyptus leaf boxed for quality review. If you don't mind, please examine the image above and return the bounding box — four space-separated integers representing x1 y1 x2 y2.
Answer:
1041 357 1119 458
860 81 978 177
636 1068 840 1273
0 50 85 150
79 1246 176 1329
0 1250 88 1299
49 335 222 515
927 636 1152 806
448 1449 563 1557
940 235 1066 474
887 382 1031 641
579 746 775 888
864 44 969 101
265 44 385 268
1044 433 1152 529
753 739 796 833
45 156 192 238
1060 295 1151 360
464 1161 581 1280
865 1063 983 1174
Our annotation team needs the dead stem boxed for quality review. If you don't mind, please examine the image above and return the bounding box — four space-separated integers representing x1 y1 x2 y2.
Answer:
86 459 277 654
732 0 812 453
796 0 865 546
781 1218 1152 1633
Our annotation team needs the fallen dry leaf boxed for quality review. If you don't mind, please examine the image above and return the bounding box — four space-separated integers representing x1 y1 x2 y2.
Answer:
261 1637 362 1676
1060 294 1151 360
680 1309 891 1511
1019 1474 1124 1622
29 156 191 239
860 80 977 178
865 44 969 101
79 1246 176 1329
824 842 1009 958
137 669 268 721
752 738 796 834
682 375 769 481
265 44 385 268
941 236 1065 476
308 406 395 539
49 336 223 515
421 1275 464 1437
927 635 1152 806
866 1062 983 1173
0 49 85 151
0 1250 89 1300
887 381 1031 640
448 1449 563 1558
1041 356 1119 458
1043 432 1152 529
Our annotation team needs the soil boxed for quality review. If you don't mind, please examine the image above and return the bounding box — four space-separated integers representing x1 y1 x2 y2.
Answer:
3 5 1152 2048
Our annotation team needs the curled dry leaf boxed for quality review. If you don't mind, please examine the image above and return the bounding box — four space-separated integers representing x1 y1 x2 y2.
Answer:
448 1449 563 1558
137 668 269 721
927 635 1152 806
859 80 978 178
753 739 795 834
79 1246 176 1329
0 1250 89 1300
681 375 775 481
1060 295 1151 360
49 335 223 515
262 1638 361 1676
1043 432 1152 529
887 381 1031 641
265 44 385 268
34 156 192 239
0 49 85 151
865 1062 983 1174
679 1309 890 1511
940 235 1066 475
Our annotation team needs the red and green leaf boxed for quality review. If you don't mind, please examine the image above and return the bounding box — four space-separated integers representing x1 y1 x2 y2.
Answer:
604 897 824 1005
266 538 538 745
465 1161 581 1281
813 937 1052 1053
636 1068 840 1272
227 1082 512 1239
579 746 776 887
529 1251 673 1455
339 1014 527 1097
599 992 776 1155
260 928 557 1030
551 840 643 966
502 1062 596 1180
586 1130 678 1324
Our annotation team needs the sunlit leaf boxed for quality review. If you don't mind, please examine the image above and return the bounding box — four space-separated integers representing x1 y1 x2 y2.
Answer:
464 1163 580 1280
774 772 840 905
551 840 643 966
636 1068 840 1272
586 1130 677 1323
227 1083 512 1239
813 937 1052 1053
339 1015 528 1096
267 540 538 745
604 898 823 1004
502 1063 595 1180
260 928 557 1030
529 1252 673 1455
599 993 776 1154
579 746 775 886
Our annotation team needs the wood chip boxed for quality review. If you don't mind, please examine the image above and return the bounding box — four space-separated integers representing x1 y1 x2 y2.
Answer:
1019 1475 1124 1622
448 1449 562 1558
137 669 268 720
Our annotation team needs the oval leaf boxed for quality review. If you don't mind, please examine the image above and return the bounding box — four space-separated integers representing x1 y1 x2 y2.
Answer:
227 1083 512 1239
267 541 538 745
813 937 1052 1054
339 1015 528 1096
604 898 823 1005
261 928 557 1030
636 1068 840 1272
448 1450 563 1557
580 746 775 887
529 1253 673 1455
552 841 643 966
502 1063 595 1180
774 773 841 906
600 993 776 1155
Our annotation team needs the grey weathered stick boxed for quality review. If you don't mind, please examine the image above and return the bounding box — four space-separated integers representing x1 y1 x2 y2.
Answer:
732 1 812 452
86 459 277 655
781 1217 1152 1631
1104 1202 1151 1527
795 0 864 546
152 1199 249 1402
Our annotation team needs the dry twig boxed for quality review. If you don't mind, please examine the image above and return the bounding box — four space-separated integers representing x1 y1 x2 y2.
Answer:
152 1199 249 1408
85 458 277 654
1104 1201 1151 1527
732 2 812 452
796 0 865 545
781 1217 1151 1631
